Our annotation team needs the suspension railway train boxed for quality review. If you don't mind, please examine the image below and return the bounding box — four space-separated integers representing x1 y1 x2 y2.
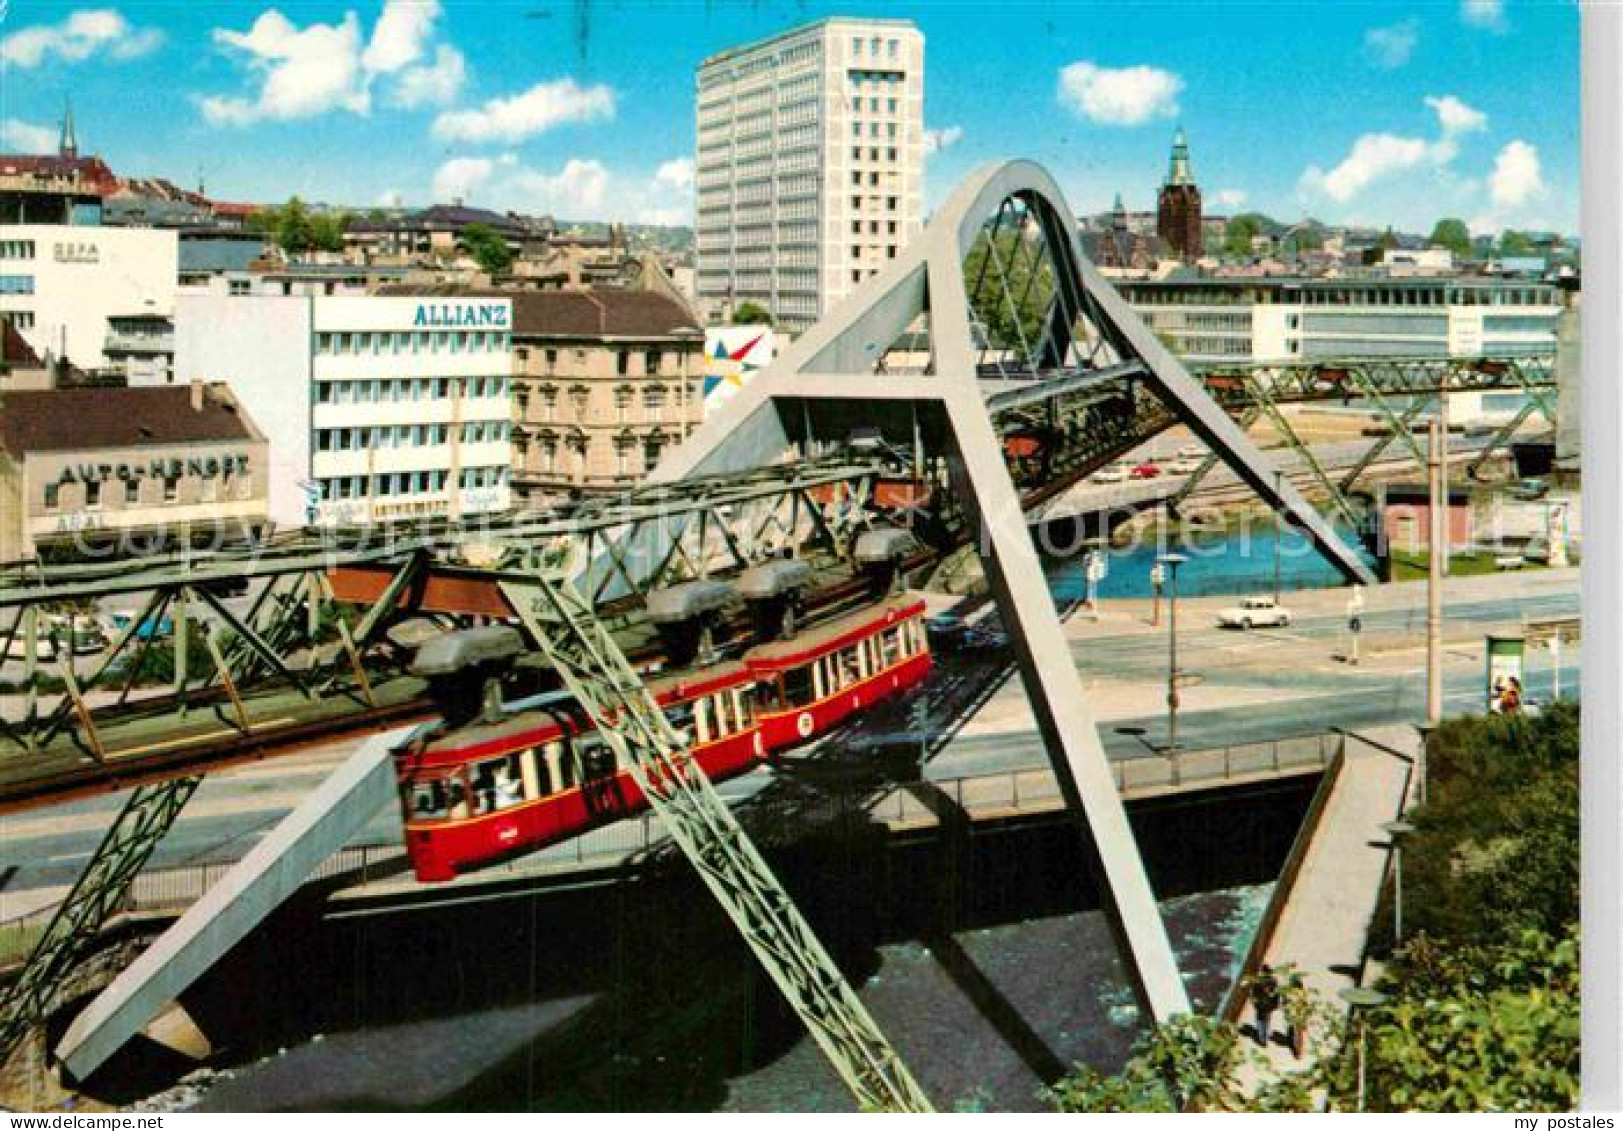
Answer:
391 544 932 882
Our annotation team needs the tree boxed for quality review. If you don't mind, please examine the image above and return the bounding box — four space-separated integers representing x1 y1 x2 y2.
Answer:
731 301 774 326
1223 214 1265 258
460 223 514 275
1499 229 1535 257
962 229 1054 361
1429 218 1472 257
309 210 349 254
272 196 315 256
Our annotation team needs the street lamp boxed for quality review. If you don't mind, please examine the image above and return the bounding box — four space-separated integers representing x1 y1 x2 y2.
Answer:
1084 544 1106 622
1413 722 1434 811
1158 553 1189 755
1338 986 1390 1112
1380 819 1415 946
1346 585 1364 666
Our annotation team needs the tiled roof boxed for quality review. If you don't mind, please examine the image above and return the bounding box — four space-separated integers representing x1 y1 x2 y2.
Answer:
509 291 700 338
0 384 259 456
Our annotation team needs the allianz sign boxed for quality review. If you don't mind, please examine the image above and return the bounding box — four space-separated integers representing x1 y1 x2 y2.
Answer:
413 302 509 328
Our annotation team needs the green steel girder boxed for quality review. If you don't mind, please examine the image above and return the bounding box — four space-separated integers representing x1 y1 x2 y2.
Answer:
498 574 933 1112
0 776 203 1063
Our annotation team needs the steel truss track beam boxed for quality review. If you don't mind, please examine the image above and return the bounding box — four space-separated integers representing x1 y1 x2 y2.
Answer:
499 575 933 1111
0 777 202 1063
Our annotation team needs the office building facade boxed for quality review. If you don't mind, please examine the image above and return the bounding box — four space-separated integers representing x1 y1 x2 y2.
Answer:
175 293 514 529
0 225 177 369
1119 277 1564 365
695 18 924 333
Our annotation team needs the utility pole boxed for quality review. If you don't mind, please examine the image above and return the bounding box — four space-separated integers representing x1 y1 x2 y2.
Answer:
1273 468 1284 604
1438 389 1451 576
1158 553 1187 758
1426 418 1444 727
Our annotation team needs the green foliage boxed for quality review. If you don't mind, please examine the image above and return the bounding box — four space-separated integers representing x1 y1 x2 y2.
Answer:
963 229 1055 360
461 222 514 275
271 196 315 255
1337 925 1579 1111
309 210 349 253
1429 218 1473 257
1045 1014 1248 1112
1223 213 1265 258
731 301 774 326
1499 229 1535 257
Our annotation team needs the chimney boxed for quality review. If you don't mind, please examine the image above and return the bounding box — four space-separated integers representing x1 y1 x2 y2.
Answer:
190 379 206 412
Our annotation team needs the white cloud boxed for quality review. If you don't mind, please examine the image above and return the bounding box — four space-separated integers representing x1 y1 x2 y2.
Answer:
1300 94 1491 206
1056 61 1182 126
1213 188 1248 210
362 0 439 74
377 188 406 208
1364 20 1419 68
1489 140 1546 209
428 155 694 225
432 156 496 202
1462 0 1507 31
431 78 615 144
388 44 467 109
1 118 61 152
1301 133 1432 203
923 125 964 157
508 159 611 217
1426 94 1487 137
1 8 162 68
201 3 464 125
654 157 695 194
206 10 370 125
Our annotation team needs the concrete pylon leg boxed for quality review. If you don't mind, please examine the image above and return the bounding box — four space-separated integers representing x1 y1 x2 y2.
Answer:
56 730 403 1081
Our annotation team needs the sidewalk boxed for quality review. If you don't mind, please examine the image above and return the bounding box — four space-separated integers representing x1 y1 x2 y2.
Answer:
1232 724 1417 1098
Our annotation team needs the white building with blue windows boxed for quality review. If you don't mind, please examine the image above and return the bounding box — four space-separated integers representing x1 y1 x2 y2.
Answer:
174 292 514 530
0 225 177 369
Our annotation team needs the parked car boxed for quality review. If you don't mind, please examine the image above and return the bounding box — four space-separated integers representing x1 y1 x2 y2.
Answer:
1129 462 1162 479
1510 478 1549 501
1090 465 1127 484
1216 596 1293 629
1167 457 1203 475
106 609 175 641
1176 444 1206 460
45 613 109 655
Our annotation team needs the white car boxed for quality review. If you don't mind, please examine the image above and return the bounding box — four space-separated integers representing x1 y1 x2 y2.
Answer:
1090 465 1127 484
1217 596 1293 629
1176 444 1206 460
1167 457 1204 475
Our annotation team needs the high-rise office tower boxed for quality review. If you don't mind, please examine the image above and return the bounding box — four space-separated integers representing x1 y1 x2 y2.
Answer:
695 18 925 334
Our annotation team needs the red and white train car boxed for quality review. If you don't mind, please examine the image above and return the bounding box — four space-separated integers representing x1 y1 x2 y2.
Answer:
392 594 931 882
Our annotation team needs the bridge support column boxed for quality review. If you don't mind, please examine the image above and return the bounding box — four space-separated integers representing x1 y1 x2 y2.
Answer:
55 730 402 1082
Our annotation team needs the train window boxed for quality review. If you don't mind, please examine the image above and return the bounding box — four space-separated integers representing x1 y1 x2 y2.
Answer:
667 700 696 743
783 665 814 706
881 627 901 666
471 765 498 815
447 777 470 820
732 687 752 725
553 741 575 789
494 756 524 810
530 747 553 797
410 780 450 821
693 697 712 743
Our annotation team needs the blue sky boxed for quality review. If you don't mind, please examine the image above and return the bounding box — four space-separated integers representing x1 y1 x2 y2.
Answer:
0 1 1580 235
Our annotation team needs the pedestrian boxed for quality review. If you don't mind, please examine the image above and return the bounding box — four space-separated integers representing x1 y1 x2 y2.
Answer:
1280 966 1311 1058
1250 963 1282 1049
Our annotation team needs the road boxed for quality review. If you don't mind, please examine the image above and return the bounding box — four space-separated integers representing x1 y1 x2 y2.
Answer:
0 568 1579 910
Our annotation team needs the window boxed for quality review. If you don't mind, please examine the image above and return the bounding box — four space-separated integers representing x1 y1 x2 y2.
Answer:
616 351 629 376
645 350 662 375
0 275 35 295
163 476 179 502
43 483 59 510
125 479 140 504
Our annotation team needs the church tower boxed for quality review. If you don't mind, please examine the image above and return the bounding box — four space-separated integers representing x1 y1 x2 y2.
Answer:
1156 126 1203 261
59 98 78 160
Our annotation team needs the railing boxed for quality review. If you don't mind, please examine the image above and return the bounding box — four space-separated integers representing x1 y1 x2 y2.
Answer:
0 733 1341 969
